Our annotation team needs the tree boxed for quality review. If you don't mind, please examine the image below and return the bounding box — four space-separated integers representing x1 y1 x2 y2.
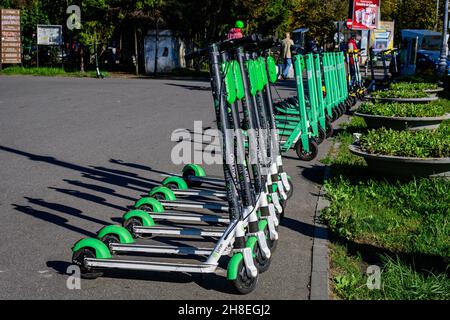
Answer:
288 0 348 45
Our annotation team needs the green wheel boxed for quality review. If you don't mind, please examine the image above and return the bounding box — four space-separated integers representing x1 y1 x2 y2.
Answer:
231 260 258 295
72 248 103 279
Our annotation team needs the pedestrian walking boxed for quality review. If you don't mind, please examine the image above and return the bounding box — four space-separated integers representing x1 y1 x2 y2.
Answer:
281 32 294 79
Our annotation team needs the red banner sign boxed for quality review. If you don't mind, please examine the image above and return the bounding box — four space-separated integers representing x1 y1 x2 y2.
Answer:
352 0 380 30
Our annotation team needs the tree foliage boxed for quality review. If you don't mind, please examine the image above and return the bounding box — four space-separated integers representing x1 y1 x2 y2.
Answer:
0 0 445 62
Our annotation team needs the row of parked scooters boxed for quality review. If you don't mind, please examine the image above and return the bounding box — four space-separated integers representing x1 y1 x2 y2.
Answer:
274 50 365 161
70 35 363 294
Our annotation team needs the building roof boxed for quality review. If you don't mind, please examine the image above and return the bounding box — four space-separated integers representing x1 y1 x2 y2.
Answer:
401 29 441 38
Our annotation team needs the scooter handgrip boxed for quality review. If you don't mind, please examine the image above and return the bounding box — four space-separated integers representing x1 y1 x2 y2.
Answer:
184 48 208 60
218 34 261 52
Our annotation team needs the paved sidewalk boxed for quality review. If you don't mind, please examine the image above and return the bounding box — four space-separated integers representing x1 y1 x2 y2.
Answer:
0 76 331 299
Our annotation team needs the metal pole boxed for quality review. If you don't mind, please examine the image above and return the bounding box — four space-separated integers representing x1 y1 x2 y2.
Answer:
435 0 440 31
438 0 449 76
154 18 159 74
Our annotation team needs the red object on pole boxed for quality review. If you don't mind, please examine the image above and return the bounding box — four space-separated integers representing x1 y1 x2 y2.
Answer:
346 18 353 29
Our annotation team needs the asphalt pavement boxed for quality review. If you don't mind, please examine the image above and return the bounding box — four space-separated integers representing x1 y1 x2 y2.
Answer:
0 75 332 299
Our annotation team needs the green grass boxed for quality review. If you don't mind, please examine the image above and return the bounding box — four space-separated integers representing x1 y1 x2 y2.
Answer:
331 244 450 300
372 89 430 99
358 100 450 118
359 122 450 158
322 116 450 300
0 66 109 78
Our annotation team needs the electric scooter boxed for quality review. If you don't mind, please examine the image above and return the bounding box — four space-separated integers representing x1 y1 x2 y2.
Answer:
71 37 282 294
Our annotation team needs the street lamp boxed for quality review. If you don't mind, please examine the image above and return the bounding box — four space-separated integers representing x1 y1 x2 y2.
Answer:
438 0 449 76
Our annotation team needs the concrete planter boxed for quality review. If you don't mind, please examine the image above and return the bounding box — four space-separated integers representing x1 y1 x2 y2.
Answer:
366 96 439 103
424 87 444 94
349 144 450 178
354 112 450 131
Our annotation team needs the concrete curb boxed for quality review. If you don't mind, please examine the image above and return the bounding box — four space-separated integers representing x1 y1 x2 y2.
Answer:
309 161 332 300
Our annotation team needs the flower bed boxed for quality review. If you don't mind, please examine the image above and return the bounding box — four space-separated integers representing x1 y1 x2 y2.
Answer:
371 89 430 99
358 100 449 118
360 125 450 158
389 82 440 92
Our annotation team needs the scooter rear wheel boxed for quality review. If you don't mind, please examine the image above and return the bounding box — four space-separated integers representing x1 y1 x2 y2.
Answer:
72 248 103 279
317 127 326 144
325 117 334 138
332 108 339 121
123 217 151 239
100 234 120 251
295 139 318 162
183 169 202 188
231 260 258 294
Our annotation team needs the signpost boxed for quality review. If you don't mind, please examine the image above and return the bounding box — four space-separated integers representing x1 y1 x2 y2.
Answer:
36 25 63 68
351 0 381 30
0 9 21 66
37 25 63 46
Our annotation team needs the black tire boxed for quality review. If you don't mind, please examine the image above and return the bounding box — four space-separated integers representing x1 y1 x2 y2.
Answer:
151 193 166 201
165 182 178 190
123 217 150 238
183 169 202 188
317 127 326 144
231 260 258 294
100 234 120 251
332 108 339 121
72 248 103 279
338 104 346 116
295 139 318 162
253 238 271 273
264 223 278 252
325 117 334 138
285 178 294 200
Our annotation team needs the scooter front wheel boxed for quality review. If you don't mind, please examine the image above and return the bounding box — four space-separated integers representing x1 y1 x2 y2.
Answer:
285 177 294 200
253 240 271 273
231 260 258 294
295 139 318 162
